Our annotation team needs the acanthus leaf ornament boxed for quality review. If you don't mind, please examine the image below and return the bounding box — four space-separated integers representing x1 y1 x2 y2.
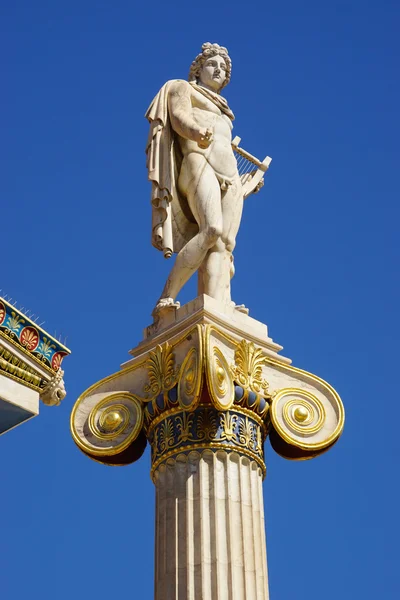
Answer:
231 339 271 397
159 417 175 453
197 408 218 441
147 405 267 479
144 342 179 399
238 416 255 450
176 412 195 443
220 412 238 442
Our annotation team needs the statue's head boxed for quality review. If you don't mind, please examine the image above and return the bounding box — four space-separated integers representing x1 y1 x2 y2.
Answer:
189 42 232 93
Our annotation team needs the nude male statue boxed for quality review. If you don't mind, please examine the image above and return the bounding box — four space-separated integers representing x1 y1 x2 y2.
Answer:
146 43 246 315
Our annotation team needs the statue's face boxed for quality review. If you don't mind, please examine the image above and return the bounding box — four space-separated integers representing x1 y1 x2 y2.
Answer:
199 54 227 91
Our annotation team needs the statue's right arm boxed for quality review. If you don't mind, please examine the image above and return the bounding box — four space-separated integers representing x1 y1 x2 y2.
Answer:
168 81 202 143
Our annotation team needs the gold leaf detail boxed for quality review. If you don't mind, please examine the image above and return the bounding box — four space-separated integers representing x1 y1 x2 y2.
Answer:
238 417 255 449
159 418 175 453
144 343 179 398
175 412 194 443
197 409 218 441
152 427 160 459
219 412 238 442
231 340 270 396
255 426 263 455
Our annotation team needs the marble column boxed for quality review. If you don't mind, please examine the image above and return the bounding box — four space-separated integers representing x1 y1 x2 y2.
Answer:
153 449 269 600
70 296 344 600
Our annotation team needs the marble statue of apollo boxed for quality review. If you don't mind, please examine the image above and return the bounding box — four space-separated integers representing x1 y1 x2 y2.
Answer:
146 42 265 315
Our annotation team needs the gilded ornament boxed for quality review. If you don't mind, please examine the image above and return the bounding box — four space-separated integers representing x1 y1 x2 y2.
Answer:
270 387 344 454
238 416 255 449
231 339 270 396
99 408 126 433
206 346 234 410
175 412 195 443
255 426 263 455
219 412 238 442
0 345 43 390
144 342 179 399
71 392 144 457
159 418 175 452
293 405 309 423
152 426 159 456
197 409 218 441
148 405 266 478
178 346 202 410
282 397 323 435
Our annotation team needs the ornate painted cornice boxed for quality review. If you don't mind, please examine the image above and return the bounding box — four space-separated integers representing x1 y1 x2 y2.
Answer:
0 297 70 373
0 295 70 422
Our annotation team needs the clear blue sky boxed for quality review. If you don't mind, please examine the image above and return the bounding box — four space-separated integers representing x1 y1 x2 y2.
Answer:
1 1 399 598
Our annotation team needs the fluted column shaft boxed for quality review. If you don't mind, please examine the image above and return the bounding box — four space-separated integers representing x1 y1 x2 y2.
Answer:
153 449 269 600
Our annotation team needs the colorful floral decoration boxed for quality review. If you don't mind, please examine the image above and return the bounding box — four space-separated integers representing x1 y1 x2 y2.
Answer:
20 326 40 352
0 297 70 372
0 302 5 326
51 351 69 371
148 406 266 478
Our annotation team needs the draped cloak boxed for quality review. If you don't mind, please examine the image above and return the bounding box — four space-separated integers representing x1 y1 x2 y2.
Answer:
145 79 234 257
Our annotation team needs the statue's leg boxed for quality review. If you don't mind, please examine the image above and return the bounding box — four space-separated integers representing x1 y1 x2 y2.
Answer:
222 179 244 305
198 178 243 304
156 154 222 306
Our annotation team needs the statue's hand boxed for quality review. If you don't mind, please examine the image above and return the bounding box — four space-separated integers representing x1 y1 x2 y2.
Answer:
196 127 213 149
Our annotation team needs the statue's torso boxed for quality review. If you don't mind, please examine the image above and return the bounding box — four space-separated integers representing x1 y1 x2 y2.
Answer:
177 86 238 179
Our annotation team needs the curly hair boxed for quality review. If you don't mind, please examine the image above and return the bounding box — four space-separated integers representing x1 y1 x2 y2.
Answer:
188 42 232 90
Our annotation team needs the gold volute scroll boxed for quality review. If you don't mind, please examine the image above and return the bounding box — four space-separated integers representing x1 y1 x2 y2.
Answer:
269 387 344 460
70 391 146 465
206 346 235 411
178 346 203 411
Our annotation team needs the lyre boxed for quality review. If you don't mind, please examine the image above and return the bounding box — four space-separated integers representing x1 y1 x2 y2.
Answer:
231 136 272 199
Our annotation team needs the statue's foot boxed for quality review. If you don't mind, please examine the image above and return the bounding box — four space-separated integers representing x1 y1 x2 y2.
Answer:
152 297 180 317
230 301 249 315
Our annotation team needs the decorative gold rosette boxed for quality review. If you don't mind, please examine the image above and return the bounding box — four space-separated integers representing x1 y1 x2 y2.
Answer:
269 387 344 460
70 391 146 465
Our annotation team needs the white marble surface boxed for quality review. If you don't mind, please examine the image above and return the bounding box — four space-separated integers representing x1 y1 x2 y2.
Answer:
146 43 269 314
126 294 290 366
0 372 39 416
154 450 269 600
